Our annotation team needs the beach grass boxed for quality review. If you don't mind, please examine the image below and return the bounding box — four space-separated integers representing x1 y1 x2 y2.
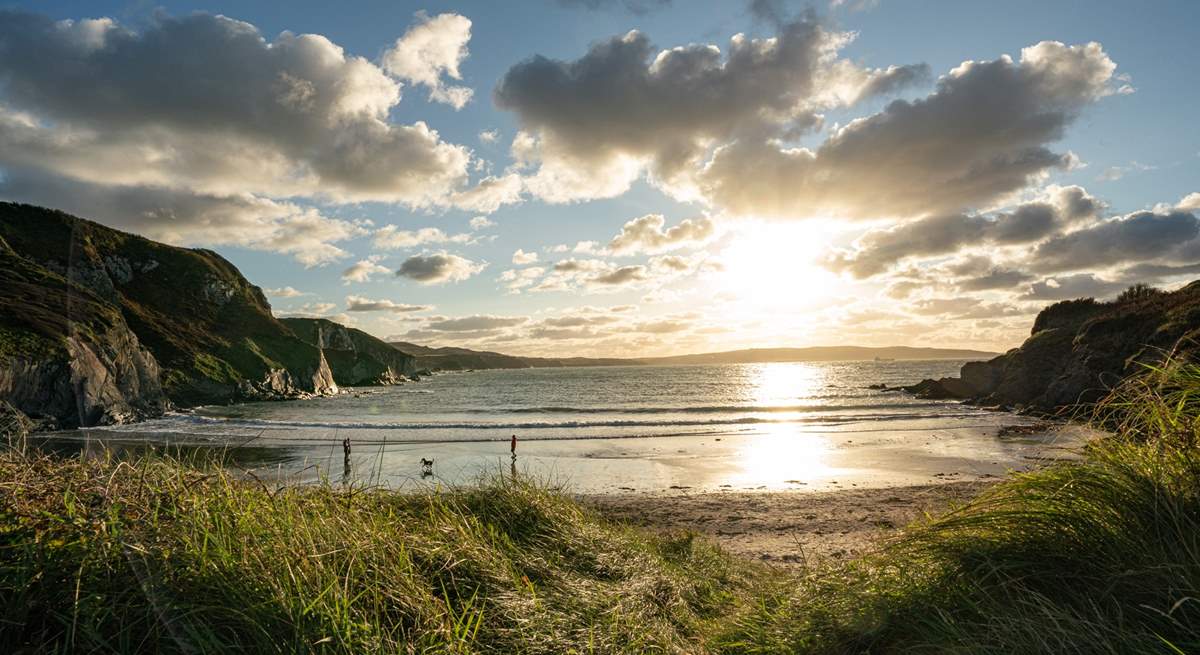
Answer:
715 355 1200 654
2 357 1199 653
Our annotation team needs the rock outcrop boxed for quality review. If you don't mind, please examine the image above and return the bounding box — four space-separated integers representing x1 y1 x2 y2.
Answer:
281 318 416 386
900 283 1200 412
0 233 167 428
0 203 340 427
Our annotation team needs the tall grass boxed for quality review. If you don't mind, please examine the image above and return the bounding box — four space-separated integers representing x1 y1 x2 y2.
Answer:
716 355 1200 654
3 356 1199 653
0 454 745 653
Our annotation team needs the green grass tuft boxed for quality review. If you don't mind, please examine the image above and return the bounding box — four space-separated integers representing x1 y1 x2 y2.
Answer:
0 453 749 653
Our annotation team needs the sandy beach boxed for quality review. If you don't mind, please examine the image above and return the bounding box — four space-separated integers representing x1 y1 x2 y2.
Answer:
585 480 994 565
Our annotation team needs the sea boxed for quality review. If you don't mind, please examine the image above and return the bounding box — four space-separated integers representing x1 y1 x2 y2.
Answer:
43 361 1085 494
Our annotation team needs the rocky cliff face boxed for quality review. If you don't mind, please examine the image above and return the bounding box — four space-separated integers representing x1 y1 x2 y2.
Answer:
904 283 1200 412
0 235 167 428
281 318 417 386
0 203 339 427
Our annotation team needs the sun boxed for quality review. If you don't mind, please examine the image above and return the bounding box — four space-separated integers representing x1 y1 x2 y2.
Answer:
713 221 845 311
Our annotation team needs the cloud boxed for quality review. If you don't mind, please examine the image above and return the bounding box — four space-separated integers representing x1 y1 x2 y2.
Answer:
396 251 486 284
698 41 1122 219
829 186 1101 277
276 302 337 318
512 249 539 264
341 256 392 283
554 0 672 14
381 12 473 109
1021 273 1129 301
265 286 308 298
1030 209 1200 273
0 170 364 265
607 214 716 255
425 315 528 331
589 265 649 286
498 266 547 292
496 14 928 204
0 11 475 207
345 295 432 313
478 129 499 144
1096 160 1156 182
447 173 523 213
469 215 496 230
374 226 472 250
1177 193 1200 211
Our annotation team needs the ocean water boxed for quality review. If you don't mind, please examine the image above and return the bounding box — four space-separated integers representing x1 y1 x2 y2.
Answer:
51 361 1083 493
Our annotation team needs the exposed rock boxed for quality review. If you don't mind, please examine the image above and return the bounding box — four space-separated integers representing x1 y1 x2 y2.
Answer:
281 318 417 387
902 282 1200 412
0 203 339 425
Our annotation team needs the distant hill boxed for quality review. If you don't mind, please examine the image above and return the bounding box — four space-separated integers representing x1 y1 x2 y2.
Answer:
387 342 999 371
640 346 999 366
387 342 633 371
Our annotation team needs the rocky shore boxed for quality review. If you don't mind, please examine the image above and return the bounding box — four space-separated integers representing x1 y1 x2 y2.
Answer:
892 283 1200 413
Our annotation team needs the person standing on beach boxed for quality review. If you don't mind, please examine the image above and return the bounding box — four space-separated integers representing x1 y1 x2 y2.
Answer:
511 434 517 459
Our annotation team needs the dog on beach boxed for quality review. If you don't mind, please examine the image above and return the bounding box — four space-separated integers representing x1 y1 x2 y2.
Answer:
420 458 434 475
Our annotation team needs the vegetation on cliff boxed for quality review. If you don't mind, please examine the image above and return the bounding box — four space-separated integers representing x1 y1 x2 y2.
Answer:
3 357 1198 653
0 203 343 425
909 281 1200 412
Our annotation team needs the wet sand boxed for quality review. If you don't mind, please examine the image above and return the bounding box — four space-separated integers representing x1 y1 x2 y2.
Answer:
585 480 995 565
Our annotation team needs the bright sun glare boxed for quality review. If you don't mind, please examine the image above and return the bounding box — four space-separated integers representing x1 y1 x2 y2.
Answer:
716 222 845 312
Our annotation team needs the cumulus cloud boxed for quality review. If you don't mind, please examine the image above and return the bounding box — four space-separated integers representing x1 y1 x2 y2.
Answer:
345 295 432 313
425 315 527 331
0 11 474 206
830 186 1102 277
381 12 474 109
607 214 716 255
396 251 486 284
497 14 928 204
698 41 1122 219
512 249 539 264
341 256 392 283
1030 209 1200 273
469 215 496 230
447 173 523 213
498 266 547 292
1177 193 1200 211
374 226 472 250
1021 274 1129 301
265 286 308 298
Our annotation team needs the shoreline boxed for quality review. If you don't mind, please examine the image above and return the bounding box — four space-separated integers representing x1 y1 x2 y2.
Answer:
584 480 995 564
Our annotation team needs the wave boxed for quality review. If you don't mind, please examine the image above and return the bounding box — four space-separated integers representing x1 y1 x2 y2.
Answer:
462 401 946 415
95 408 984 434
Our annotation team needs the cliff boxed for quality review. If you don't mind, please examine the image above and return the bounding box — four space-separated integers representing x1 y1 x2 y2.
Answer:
904 282 1200 411
0 203 337 427
281 318 417 386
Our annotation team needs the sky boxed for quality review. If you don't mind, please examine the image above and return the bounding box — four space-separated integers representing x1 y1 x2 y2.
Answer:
1 0 1198 357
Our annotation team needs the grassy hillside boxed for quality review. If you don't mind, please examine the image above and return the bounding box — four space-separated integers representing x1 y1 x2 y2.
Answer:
0 203 333 408
2 357 1198 652
388 341 635 371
